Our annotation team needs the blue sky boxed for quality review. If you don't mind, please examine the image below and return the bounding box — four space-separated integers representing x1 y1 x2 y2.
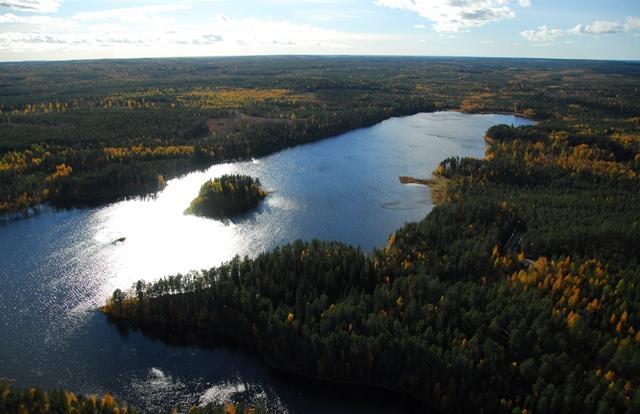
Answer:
0 0 638 61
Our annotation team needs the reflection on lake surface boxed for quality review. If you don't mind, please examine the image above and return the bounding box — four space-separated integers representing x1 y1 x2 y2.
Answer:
0 111 533 412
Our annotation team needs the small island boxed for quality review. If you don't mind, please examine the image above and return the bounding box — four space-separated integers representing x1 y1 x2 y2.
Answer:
185 174 267 219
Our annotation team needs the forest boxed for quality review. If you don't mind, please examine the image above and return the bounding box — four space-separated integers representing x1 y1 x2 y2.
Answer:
2 56 639 412
185 174 267 218
97 57 640 413
2 56 640 217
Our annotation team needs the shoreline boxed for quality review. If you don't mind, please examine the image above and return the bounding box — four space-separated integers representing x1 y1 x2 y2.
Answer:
399 175 450 205
101 314 434 412
0 108 434 222
0 109 533 223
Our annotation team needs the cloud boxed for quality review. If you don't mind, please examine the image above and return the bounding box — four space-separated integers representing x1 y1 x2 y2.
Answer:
70 5 188 26
208 16 375 48
1 32 66 44
71 5 189 21
374 0 521 32
627 17 640 31
413 24 425 29
520 25 564 43
0 0 60 13
521 16 640 43
0 12 393 58
289 7 362 22
570 20 623 35
0 12 75 27
199 34 224 44
570 17 640 35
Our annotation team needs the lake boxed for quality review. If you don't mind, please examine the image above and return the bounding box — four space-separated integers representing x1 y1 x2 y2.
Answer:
0 111 533 413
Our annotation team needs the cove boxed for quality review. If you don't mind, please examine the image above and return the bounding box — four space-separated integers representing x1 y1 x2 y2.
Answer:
0 111 533 413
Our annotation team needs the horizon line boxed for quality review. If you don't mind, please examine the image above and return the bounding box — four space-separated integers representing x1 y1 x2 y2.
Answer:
1 53 639 65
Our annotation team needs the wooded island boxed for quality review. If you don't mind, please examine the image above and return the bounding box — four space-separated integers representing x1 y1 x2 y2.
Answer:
185 174 267 219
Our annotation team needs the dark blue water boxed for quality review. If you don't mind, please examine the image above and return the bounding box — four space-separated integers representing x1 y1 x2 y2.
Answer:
0 111 533 413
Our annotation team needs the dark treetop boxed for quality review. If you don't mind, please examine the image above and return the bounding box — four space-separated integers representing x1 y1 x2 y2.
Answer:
185 174 267 219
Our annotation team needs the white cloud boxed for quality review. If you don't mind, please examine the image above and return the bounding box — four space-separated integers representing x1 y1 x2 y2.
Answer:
208 16 374 48
0 11 394 58
0 0 62 13
0 12 75 28
521 16 640 44
374 0 520 32
290 8 362 22
71 5 189 21
1 2 398 56
520 25 563 43
70 5 189 26
0 0 60 13
570 16 640 35
570 20 624 35
518 0 531 7
1 32 67 44
626 17 640 31
413 24 425 29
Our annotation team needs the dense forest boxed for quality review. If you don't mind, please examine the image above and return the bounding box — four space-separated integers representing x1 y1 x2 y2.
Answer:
2 56 639 412
185 174 267 219
0 381 268 414
99 57 640 413
2 57 640 217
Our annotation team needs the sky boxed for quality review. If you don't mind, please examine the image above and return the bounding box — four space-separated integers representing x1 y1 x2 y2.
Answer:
0 0 638 62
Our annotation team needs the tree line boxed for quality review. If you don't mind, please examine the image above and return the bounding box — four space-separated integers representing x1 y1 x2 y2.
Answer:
3 56 639 218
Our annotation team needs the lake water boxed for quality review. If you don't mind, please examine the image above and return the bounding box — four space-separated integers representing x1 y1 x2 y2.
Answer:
0 112 533 413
